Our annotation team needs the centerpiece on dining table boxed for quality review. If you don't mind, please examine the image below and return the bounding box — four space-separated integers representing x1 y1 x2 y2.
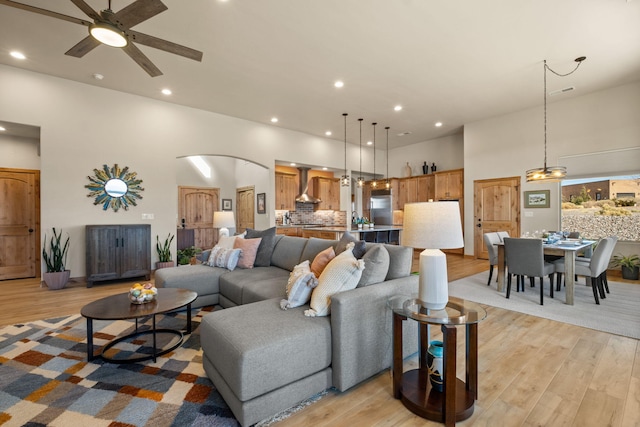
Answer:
129 282 158 304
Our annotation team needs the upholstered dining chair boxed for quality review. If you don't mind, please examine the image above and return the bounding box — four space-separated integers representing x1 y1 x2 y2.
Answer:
496 231 510 242
483 232 501 286
503 237 556 305
554 237 615 304
567 236 618 296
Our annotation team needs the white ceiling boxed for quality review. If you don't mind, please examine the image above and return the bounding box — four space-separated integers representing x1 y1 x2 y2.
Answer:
1 0 639 148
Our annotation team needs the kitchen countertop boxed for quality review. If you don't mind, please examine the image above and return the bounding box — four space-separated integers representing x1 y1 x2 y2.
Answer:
301 225 403 233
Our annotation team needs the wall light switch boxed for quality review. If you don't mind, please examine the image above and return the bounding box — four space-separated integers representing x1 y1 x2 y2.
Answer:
524 211 533 217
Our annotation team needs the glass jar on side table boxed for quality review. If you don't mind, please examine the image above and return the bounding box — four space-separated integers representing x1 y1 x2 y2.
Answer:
388 295 487 426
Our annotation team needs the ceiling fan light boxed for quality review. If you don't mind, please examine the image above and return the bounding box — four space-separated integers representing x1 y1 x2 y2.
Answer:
90 23 128 47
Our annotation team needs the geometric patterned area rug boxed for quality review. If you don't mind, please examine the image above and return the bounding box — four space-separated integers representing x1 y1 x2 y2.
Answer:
0 307 250 427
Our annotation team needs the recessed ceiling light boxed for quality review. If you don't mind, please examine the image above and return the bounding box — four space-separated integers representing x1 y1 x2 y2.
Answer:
0 126 6 131
367 141 373 146
334 81 344 88
290 162 296 166
10 51 26 60
394 105 402 111
325 131 332 136
271 117 279 123
435 122 443 127
161 88 172 95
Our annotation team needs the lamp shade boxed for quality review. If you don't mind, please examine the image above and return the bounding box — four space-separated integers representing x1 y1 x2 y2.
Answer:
213 211 236 229
402 201 463 250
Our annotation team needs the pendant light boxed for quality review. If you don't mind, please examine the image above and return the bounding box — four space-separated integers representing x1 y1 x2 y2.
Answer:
341 113 350 186
371 123 377 188
526 56 586 182
385 126 390 189
357 118 364 187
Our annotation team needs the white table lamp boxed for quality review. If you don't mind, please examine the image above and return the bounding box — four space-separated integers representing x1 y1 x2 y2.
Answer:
213 211 235 239
402 201 464 310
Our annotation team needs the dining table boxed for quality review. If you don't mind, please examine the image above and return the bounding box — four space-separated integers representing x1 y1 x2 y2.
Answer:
495 239 596 305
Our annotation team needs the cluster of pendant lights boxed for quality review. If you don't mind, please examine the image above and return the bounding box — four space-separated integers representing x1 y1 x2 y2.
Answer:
341 113 391 189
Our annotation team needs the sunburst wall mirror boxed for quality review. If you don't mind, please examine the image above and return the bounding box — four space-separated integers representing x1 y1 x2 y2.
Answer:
85 164 144 212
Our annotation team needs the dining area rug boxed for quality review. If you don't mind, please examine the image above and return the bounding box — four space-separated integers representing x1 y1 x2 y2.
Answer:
0 308 325 427
449 272 640 339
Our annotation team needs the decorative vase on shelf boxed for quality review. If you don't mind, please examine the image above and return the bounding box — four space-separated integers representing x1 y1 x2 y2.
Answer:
404 162 412 177
422 161 428 174
427 340 444 392
431 163 437 173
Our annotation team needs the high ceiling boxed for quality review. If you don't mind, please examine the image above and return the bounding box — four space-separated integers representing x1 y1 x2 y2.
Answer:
1 0 639 148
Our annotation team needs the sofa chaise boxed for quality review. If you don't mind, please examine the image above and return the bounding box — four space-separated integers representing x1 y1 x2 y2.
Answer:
155 234 418 426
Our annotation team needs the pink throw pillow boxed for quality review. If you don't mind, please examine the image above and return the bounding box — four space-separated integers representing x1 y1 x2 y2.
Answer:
310 246 336 277
234 237 262 269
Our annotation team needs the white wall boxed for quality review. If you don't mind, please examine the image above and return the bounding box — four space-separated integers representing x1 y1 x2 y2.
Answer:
235 158 270 230
389 133 464 178
0 134 40 169
463 81 640 255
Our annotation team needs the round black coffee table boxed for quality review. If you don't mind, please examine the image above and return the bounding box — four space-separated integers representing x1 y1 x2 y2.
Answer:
81 288 197 363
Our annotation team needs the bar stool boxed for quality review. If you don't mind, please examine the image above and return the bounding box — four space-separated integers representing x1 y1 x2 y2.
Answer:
375 230 389 244
362 231 376 242
388 230 400 245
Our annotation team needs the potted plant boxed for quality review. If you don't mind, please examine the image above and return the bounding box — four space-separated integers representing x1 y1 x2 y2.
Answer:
611 253 639 280
177 246 202 266
42 228 70 290
156 233 175 269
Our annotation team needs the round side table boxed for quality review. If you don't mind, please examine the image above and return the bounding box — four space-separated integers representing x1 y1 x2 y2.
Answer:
388 296 487 426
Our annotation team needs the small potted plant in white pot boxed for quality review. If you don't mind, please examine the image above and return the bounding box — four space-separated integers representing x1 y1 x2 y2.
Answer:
611 253 639 280
156 233 175 269
42 228 70 290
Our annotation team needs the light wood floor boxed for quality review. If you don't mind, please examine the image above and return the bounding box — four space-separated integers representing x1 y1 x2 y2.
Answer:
1 255 638 427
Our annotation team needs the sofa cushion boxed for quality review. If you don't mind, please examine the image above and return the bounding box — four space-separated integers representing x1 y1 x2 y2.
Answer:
155 264 226 298
200 299 332 402
207 246 242 270
384 244 413 279
271 236 307 271
234 237 262 269
305 243 365 317
310 246 335 277
218 235 239 249
219 266 290 306
335 232 366 259
300 238 338 264
245 227 277 267
357 244 390 287
281 260 318 310
242 276 291 305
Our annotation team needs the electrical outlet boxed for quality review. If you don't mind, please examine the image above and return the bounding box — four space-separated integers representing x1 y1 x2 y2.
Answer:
524 211 533 217
142 213 154 220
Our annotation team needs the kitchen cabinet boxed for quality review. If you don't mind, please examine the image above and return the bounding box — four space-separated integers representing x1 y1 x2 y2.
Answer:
301 229 339 240
435 169 463 200
311 176 340 210
85 224 151 287
397 175 434 208
362 182 372 220
275 172 297 211
276 227 302 237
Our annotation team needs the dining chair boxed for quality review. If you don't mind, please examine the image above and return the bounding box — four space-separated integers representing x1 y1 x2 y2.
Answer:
554 237 614 304
496 231 510 242
574 235 618 294
483 232 501 286
503 237 555 305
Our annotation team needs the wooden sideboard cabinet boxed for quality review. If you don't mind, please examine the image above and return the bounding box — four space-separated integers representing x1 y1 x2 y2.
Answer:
85 224 151 287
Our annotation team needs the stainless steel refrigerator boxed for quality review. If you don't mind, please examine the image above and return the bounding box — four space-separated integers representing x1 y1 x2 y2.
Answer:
370 189 393 225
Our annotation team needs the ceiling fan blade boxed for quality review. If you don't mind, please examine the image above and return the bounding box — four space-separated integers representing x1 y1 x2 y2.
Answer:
129 30 203 62
114 0 167 29
0 0 90 26
65 36 101 58
69 0 101 21
122 43 163 77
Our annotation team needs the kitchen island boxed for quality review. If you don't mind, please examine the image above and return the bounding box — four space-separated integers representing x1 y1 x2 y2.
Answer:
300 225 403 244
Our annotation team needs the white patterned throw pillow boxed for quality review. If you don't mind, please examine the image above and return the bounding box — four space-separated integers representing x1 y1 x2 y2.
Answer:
305 243 365 317
280 260 319 310
206 245 242 270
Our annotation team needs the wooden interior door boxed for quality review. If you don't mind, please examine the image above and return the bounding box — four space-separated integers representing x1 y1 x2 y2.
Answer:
236 186 255 233
474 177 520 259
0 168 40 280
178 186 219 250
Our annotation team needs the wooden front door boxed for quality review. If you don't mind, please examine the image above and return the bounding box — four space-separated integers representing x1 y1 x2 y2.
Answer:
0 168 40 280
236 186 255 233
474 177 520 259
178 186 219 250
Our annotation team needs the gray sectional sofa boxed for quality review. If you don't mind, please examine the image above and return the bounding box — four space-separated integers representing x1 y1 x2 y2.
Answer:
155 235 418 426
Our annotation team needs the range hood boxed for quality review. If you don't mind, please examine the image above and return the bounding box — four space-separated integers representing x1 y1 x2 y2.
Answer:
295 167 321 204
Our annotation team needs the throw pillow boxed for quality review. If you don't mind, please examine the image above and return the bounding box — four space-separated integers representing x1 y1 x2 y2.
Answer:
335 232 366 259
357 244 390 287
305 242 365 317
217 235 237 249
234 237 262 269
310 246 336 277
206 246 242 270
280 260 319 310
245 227 277 267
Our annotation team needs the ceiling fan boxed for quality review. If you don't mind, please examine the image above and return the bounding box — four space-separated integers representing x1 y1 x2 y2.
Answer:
0 0 203 77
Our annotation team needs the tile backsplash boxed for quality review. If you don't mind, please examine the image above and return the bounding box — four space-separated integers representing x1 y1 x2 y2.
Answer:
276 203 346 226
